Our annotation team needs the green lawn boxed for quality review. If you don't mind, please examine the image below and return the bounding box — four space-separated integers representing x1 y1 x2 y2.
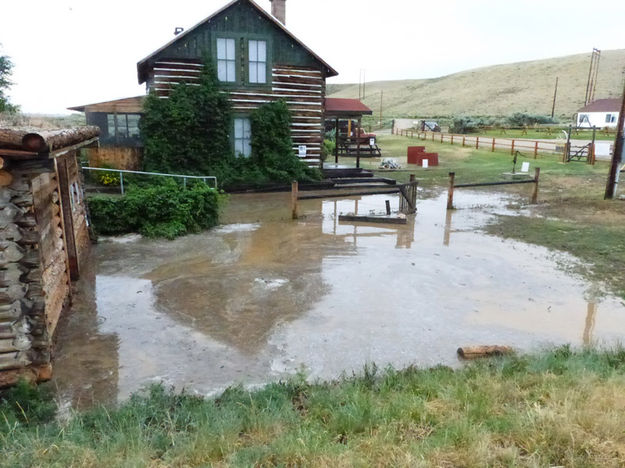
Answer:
4 348 625 467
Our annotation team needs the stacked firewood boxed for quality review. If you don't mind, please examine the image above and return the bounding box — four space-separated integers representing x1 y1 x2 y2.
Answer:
0 173 51 385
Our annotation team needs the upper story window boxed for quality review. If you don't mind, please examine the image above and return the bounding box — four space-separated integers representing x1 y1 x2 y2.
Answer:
606 113 616 123
248 40 267 84
107 114 141 139
217 38 236 82
234 118 251 157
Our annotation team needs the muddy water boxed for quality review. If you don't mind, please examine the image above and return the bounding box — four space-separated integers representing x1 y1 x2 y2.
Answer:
52 191 625 408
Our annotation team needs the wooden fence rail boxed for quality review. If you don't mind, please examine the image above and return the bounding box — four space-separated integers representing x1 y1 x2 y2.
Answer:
394 128 566 159
447 168 540 209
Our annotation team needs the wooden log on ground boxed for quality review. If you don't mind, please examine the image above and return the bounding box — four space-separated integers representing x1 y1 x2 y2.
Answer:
0 301 28 321
21 127 100 153
457 345 514 359
0 336 31 353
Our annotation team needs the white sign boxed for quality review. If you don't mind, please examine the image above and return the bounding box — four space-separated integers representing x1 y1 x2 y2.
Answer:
521 162 530 173
369 137 375 147
298 145 307 158
422 159 429 168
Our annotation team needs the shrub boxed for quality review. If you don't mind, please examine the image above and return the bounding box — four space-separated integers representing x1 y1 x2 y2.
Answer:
87 181 222 239
506 112 556 127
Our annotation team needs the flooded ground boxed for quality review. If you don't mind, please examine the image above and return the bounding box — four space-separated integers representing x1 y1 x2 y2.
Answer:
52 190 625 408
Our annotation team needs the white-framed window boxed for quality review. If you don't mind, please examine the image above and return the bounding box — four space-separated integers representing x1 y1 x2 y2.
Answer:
234 118 251 157
248 40 267 84
217 38 236 82
606 114 613 123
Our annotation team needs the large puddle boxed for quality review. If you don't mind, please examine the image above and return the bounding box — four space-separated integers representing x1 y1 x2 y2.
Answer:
52 191 625 408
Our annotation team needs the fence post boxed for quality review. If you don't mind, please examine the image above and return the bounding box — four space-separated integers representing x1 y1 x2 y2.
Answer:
534 141 539 159
291 181 299 219
451 135 454 145
492 138 496 152
432 132 435 141
183 177 187 189
531 168 540 204
385 200 391 215
447 172 455 210
120 172 124 195
440 133 443 143
511 140 515 155
462 135 466 147
475 137 479 149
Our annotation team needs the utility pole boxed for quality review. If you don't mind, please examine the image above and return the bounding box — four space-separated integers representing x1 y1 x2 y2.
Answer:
585 48 601 106
379 90 383 125
551 77 558 119
604 80 625 199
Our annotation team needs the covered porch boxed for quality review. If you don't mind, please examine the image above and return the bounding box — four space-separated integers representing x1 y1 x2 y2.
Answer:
325 98 379 168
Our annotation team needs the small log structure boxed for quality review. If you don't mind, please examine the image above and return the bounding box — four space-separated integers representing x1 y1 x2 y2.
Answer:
0 126 98 387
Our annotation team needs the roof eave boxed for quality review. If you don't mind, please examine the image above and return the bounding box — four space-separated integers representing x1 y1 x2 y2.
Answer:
136 0 338 83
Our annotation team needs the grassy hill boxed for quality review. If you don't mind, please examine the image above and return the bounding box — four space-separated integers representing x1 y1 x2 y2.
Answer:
327 49 625 119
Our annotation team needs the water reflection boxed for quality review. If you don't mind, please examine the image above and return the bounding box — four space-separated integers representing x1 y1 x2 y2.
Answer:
51 191 625 406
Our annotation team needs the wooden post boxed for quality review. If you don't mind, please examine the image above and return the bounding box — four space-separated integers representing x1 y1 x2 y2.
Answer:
55 156 80 281
356 117 361 169
291 181 299 219
385 200 391 215
531 168 540 204
491 138 496 152
534 141 539 159
475 137 479 149
334 117 339 164
440 133 443 143
462 135 466 147
432 132 435 141
511 139 515 155
447 172 455 210
451 135 454 145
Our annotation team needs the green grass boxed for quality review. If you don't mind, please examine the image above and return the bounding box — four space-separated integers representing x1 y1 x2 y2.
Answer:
345 134 610 190
4 348 625 466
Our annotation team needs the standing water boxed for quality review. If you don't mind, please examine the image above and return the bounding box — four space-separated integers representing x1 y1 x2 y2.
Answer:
52 191 625 408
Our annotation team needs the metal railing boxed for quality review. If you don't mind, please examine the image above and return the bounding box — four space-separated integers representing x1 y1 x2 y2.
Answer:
81 167 217 195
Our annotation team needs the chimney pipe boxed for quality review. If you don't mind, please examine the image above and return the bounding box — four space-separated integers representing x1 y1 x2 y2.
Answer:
269 0 286 25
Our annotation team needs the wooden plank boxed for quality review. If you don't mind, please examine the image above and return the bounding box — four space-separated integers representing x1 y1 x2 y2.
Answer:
54 157 79 281
339 214 406 225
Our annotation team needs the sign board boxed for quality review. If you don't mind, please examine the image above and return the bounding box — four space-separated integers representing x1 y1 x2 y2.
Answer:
521 162 530 173
595 142 612 158
422 159 429 168
369 137 375 147
298 145 307 158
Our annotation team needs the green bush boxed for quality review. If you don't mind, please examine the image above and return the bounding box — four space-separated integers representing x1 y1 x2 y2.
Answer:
87 182 222 239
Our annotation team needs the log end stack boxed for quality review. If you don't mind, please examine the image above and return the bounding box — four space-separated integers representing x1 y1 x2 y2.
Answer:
0 173 55 387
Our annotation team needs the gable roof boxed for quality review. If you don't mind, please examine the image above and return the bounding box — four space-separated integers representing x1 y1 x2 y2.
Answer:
137 0 338 84
577 98 622 113
68 96 145 113
325 98 373 117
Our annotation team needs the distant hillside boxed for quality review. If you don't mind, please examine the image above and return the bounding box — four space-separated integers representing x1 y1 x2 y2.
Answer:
327 49 625 119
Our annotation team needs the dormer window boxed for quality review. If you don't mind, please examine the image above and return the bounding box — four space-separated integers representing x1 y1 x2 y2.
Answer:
248 40 267 84
217 38 236 82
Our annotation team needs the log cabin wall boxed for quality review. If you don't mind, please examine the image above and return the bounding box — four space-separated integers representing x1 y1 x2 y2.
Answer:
0 153 89 387
84 147 143 171
138 0 336 167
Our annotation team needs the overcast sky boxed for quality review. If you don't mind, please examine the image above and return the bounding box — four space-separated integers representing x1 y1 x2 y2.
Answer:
2 0 625 114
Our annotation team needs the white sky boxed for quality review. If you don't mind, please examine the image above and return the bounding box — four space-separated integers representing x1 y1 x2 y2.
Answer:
2 0 625 114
